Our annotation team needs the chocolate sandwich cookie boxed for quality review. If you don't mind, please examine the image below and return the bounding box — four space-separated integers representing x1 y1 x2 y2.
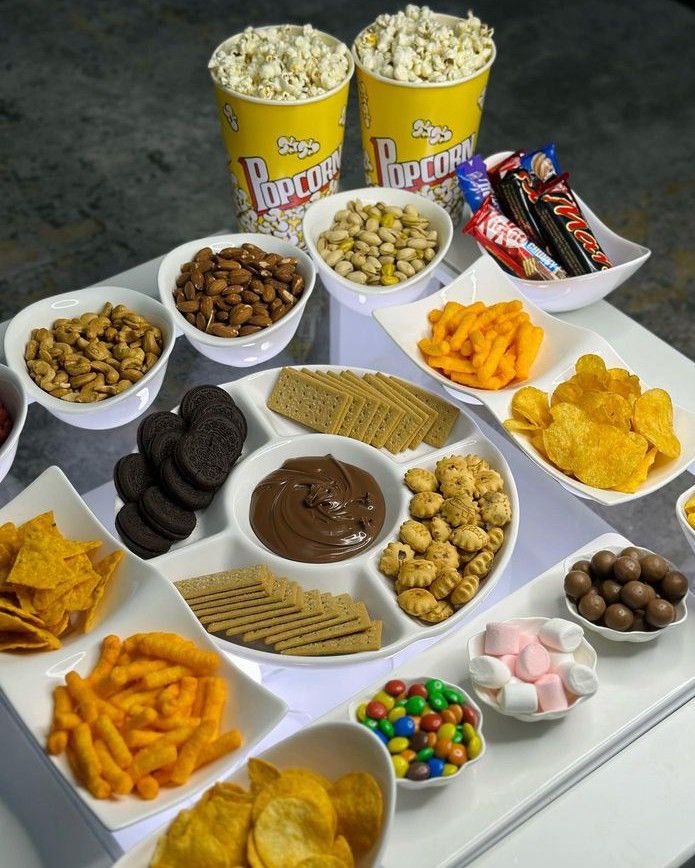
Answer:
148 427 184 470
192 415 244 462
137 411 185 456
139 485 196 541
116 502 171 559
175 429 236 491
189 401 248 441
160 456 215 511
180 385 235 424
114 454 155 503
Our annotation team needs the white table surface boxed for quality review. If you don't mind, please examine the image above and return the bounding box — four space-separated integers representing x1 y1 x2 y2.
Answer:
3 233 695 867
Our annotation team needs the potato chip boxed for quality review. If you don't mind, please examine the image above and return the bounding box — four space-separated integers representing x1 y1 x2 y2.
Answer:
329 772 383 857
296 857 347 867
551 381 583 407
502 418 540 433
542 404 584 473
575 391 632 430
616 447 658 494
575 353 608 381
632 388 681 459
510 387 551 429
150 808 229 868
251 770 336 836
248 756 280 794
194 785 253 866
255 796 334 868
247 831 265 868
332 835 355 867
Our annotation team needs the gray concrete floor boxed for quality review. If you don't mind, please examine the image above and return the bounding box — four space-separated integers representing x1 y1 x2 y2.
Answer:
2 0 695 569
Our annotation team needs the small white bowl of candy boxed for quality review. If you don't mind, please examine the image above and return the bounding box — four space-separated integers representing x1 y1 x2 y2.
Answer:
467 617 598 722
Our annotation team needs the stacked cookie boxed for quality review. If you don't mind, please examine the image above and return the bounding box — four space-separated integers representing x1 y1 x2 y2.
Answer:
114 385 247 559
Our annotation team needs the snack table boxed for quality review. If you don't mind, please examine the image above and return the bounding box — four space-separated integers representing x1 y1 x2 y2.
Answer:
1 230 694 868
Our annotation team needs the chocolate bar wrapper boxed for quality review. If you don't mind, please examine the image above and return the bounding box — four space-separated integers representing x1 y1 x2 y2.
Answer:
496 168 547 249
534 173 612 275
464 196 567 281
456 155 500 213
521 144 561 182
487 151 523 190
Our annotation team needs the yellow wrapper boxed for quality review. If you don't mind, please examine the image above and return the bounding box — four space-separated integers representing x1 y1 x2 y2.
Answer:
211 28 353 247
353 16 495 226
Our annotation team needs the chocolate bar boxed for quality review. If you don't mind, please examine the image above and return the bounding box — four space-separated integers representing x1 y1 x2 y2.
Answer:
521 144 561 182
487 151 523 190
496 168 547 249
456 154 499 213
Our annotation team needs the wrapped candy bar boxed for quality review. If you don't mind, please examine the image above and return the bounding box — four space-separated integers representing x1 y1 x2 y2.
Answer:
487 151 523 189
521 143 561 182
496 168 547 249
463 196 567 281
456 154 500 213
534 174 612 275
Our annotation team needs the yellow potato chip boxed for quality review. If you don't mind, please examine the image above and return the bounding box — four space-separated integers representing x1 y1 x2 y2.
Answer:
332 835 355 867
247 831 265 868
248 756 281 795
510 386 551 429
329 772 383 857
575 391 632 430
296 857 347 867
195 785 253 866
575 353 608 381
252 771 336 837
616 447 658 494
255 796 334 868
550 381 583 407
150 808 229 868
606 367 641 402
632 388 681 459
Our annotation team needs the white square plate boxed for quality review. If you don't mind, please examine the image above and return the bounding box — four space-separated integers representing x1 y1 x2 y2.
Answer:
0 466 287 831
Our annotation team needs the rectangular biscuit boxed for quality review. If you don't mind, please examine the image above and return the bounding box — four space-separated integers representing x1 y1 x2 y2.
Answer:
327 372 385 443
390 376 460 448
273 602 371 651
364 373 428 452
374 373 438 448
300 370 361 437
200 582 301 627
238 590 325 640
266 367 350 434
260 593 356 645
340 371 403 448
282 621 383 656
175 565 271 601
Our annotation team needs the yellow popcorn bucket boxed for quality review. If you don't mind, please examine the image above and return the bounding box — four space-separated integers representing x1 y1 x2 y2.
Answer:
210 27 353 247
353 15 496 226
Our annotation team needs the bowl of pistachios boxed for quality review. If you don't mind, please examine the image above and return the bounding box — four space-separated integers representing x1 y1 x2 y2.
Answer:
303 187 453 316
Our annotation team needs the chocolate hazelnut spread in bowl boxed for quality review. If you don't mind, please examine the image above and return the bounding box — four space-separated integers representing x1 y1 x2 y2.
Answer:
250 454 386 563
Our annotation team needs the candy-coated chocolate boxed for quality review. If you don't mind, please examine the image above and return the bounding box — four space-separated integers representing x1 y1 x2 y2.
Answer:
394 699 408 708
405 695 426 715
385 679 406 696
421 705 432 716
438 722 456 741
460 723 476 744
452 731 463 744
366 700 387 720
442 763 458 777
440 709 456 725
426 678 445 696
388 736 410 754
362 717 379 731
420 713 443 732
400 749 416 763
426 732 437 748
428 757 445 777
373 691 395 711
460 705 478 727
356 703 368 721
406 761 431 781
393 716 415 738
375 730 390 745
392 755 409 778
448 744 467 766
443 687 464 705
407 683 428 699
448 703 463 723
388 706 406 723
416 747 434 761
429 692 447 712
434 738 452 759
467 736 483 759
409 731 429 752
410 715 421 730
379 719 395 738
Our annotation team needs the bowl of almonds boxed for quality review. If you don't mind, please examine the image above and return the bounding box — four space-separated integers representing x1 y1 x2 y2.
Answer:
4 286 176 430
157 233 316 367
303 187 453 315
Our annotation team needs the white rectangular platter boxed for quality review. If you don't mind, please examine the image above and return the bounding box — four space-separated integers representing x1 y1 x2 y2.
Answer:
319 531 695 867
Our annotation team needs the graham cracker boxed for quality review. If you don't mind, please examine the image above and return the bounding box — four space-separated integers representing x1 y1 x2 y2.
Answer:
390 376 459 448
339 371 403 448
186 587 268 610
273 602 371 651
194 577 290 615
374 373 438 448
363 373 428 452
300 370 358 436
266 367 350 434
200 582 301 627
175 565 271 601
323 372 379 441
236 590 326 640
260 593 357 645
283 621 383 656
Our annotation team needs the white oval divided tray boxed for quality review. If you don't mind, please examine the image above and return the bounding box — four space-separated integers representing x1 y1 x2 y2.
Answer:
374 254 695 506
121 365 520 668
0 466 287 832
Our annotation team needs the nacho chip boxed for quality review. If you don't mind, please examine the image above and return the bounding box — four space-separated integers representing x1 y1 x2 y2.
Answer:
632 388 681 459
510 386 551 429
0 610 61 651
329 772 383 857
0 596 46 627
84 551 123 632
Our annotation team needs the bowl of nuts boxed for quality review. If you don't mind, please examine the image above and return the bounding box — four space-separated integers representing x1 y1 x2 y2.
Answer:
157 234 316 367
4 287 176 430
303 187 453 315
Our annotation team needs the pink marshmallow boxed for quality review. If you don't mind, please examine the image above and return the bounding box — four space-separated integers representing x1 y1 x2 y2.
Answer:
515 642 551 682
517 632 535 651
484 622 520 656
536 673 569 712
499 653 517 676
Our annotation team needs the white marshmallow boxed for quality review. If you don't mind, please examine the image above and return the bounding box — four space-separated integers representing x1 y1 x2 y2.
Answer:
470 655 512 689
484 621 520 656
556 662 599 697
538 618 583 653
548 651 575 670
498 680 538 715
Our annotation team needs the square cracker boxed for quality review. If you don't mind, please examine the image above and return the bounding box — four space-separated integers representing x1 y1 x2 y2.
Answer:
374 373 438 448
260 593 357 644
364 373 431 451
266 368 350 434
176 565 271 601
273 602 371 651
282 621 383 656
390 376 459 448
300 370 359 437
237 590 325 640
323 372 380 442
339 372 403 449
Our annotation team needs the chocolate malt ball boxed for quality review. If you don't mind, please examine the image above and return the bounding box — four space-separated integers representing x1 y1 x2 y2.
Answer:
645 598 675 629
565 570 593 601
621 581 652 611
571 559 592 575
604 603 634 632
660 570 688 603
600 579 623 605
613 555 641 584
579 591 606 622
590 550 616 579
620 546 644 561
639 553 669 584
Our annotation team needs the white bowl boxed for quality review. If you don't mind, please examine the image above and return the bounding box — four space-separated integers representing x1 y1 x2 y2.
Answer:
563 545 689 643
467 617 598 722
0 364 27 484
472 151 651 313
4 287 176 430
348 676 485 789
114 720 395 868
676 483 695 559
303 187 453 316
374 254 695 507
157 233 315 366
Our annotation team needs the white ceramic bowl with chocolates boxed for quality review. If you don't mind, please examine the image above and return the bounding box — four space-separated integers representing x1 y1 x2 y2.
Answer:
563 545 689 643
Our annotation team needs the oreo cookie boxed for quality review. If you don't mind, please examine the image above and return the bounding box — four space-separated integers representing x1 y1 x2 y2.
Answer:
148 428 183 470
160 456 215 511
139 486 196 541
137 412 185 456
116 502 171 559
175 430 236 491
180 385 235 424
114 454 155 503
189 401 248 442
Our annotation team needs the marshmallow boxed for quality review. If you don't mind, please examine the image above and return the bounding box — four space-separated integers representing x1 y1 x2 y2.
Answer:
548 651 575 671
470 655 513 689
514 642 551 682
498 680 538 715
484 622 520 656
538 618 583 653
517 632 535 651
535 673 569 712
556 662 599 697
499 654 517 675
